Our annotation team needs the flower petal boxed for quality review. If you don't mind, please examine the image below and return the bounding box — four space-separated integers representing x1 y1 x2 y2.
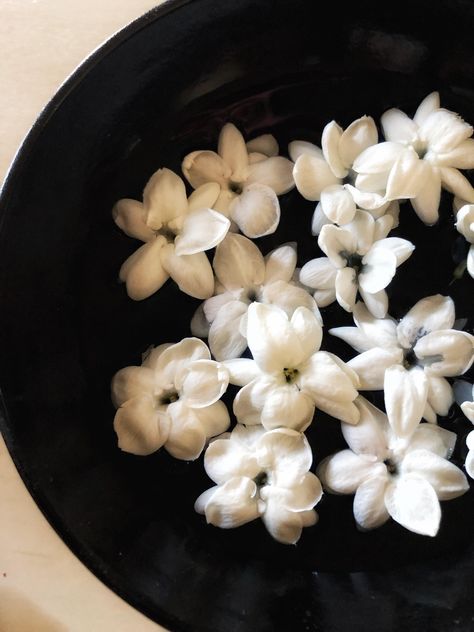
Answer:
204 435 260 485
223 358 261 386
409 165 441 224
414 330 474 377
262 280 322 323
413 91 440 126
381 108 418 143
233 376 276 425
401 449 469 500
187 182 221 212
193 399 230 439
261 502 305 544
329 326 373 353
111 366 156 408
291 306 323 355
313 288 337 307
335 267 358 312
154 337 210 386
201 477 260 528
178 359 229 408
322 121 347 178
339 115 378 168
217 123 249 181
165 400 207 460
353 301 399 347
246 134 279 157
427 376 453 416
456 204 474 241
353 142 405 174
359 247 397 294
353 476 390 530
369 237 415 266
311 202 331 235
384 476 441 536
208 300 249 361
141 343 174 369
440 167 474 203
174 208 230 256
261 385 315 431
182 150 231 189
360 287 389 319
161 244 214 299
344 184 388 211
461 401 474 424
408 423 457 459
213 233 265 290
384 365 428 440
246 156 294 195
258 428 313 477
288 140 323 162
190 304 211 338
465 448 474 479
264 243 297 284
318 450 385 494
434 139 474 169
293 154 339 201
320 184 356 225
268 472 322 512
397 295 455 349
113 199 155 242
420 108 473 154
344 209 375 255
113 395 167 456
385 148 429 200
318 225 356 268
231 184 280 238
300 257 337 290
119 236 169 301
348 346 404 390
143 168 188 230
342 396 389 459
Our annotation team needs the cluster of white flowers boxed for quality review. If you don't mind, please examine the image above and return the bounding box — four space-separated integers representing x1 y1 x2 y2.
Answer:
111 92 474 545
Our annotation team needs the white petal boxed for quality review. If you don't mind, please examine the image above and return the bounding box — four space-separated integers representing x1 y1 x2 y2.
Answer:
208 300 249 361
111 366 156 408
261 385 315 431
246 134 279 157
318 450 385 494
178 359 229 408
174 208 230 256
300 257 337 290
397 294 455 349
348 346 404 390
342 396 389 459
427 376 453 416
269 472 322 512
204 436 260 484
335 267 358 312
202 477 260 528
414 330 474 377
353 301 399 347
339 115 378 168
119 236 169 301
231 184 280 238
359 287 389 319
456 204 474 241
359 248 397 293
384 365 428 440
401 449 469 500
465 449 474 479
213 188 238 215
202 292 234 323
187 182 221 212
293 154 339 201
193 399 230 439
369 237 415 266
420 109 473 154
381 108 418 143
385 200 400 229
467 431 474 451
247 303 305 373
311 202 331 235
413 91 440 126
223 358 261 386
322 120 347 178
385 148 429 200
114 396 167 456
246 156 294 195
344 209 375 255
143 168 188 230
440 167 474 203
154 338 210 386
261 502 305 544
328 326 373 353
141 343 174 370
434 139 474 169
264 243 297 284
318 225 356 268
213 233 265 290
408 165 441 224
217 123 249 181
290 306 323 354
288 140 323 162
248 152 269 164
323 351 361 389
233 376 276 425
164 400 207 460
161 244 214 299
182 150 231 189
468 246 474 278
190 304 211 338
112 199 155 242
344 184 388 212
423 402 437 424
453 379 474 407
261 280 322 323
313 288 337 308
384 476 441 536
353 142 405 174
461 401 474 424
353 476 390 529
408 423 457 459
320 185 356 224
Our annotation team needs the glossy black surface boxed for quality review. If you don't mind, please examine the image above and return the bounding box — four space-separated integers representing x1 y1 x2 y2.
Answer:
0 0 473 630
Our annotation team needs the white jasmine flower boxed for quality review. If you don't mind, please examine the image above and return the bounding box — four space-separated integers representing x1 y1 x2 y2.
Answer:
290 116 389 224
114 168 230 300
224 303 360 431
353 92 474 224
182 124 294 238
318 395 469 536
300 210 414 317
453 380 474 478
330 297 474 426
455 204 474 278
195 425 322 544
190 233 322 360
111 338 230 460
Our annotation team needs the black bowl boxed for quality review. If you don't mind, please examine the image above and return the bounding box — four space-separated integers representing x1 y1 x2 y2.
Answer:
1 1 473 631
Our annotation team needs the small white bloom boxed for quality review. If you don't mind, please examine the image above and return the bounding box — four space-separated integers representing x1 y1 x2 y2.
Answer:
182 124 294 238
318 395 469 536
353 92 474 224
300 210 414 317
455 204 474 279
330 296 474 427
190 233 321 360
290 116 389 225
453 380 474 478
114 168 230 300
111 338 230 460
225 303 360 431
195 425 322 544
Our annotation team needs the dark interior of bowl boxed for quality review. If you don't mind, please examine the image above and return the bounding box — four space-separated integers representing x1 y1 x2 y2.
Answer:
0 0 473 630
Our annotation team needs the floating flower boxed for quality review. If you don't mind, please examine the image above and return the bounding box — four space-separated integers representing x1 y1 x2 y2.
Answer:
455 204 474 279
114 168 230 300
190 233 321 360
182 124 294 238
318 394 469 536
112 338 230 460
300 210 414 317
224 303 360 431
330 297 474 425
353 92 474 224
290 116 389 224
195 425 322 544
